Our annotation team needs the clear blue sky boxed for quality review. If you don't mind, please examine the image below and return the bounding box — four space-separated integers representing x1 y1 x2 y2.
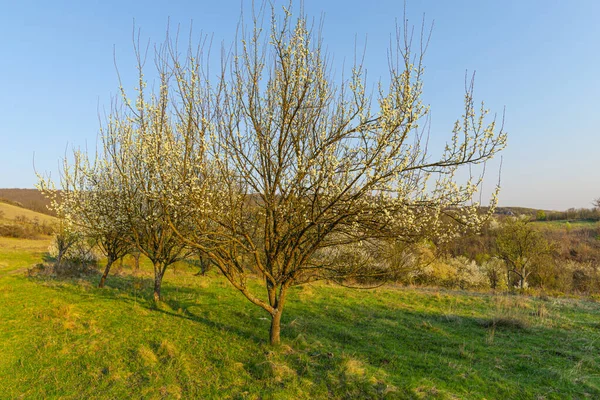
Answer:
1 0 599 210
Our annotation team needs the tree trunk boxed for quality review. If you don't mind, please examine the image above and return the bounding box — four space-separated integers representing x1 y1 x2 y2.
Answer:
98 256 115 288
153 266 164 303
57 249 65 266
520 267 527 289
267 284 289 345
269 310 283 346
134 253 140 271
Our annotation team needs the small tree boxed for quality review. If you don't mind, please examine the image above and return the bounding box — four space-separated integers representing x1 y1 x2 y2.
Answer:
481 256 506 290
97 35 200 302
536 210 547 221
495 218 553 289
163 4 506 345
37 148 134 288
51 220 80 266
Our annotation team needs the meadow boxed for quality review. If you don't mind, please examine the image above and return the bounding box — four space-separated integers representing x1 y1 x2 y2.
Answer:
1 235 600 399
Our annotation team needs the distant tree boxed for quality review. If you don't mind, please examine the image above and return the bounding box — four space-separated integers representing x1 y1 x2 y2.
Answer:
482 257 506 290
495 218 553 289
536 210 547 221
38 152 134 288
160 5 507 345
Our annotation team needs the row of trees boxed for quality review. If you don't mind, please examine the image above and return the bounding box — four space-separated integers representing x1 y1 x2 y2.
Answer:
536 207 600 222
38 3 506 345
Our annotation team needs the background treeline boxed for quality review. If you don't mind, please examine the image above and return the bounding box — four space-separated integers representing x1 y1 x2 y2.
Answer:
539 208 600 222
0 214 54 239
495 206 600 221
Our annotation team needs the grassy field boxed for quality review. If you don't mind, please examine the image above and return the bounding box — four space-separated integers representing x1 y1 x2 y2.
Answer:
530 220 598 231
1 238 600 399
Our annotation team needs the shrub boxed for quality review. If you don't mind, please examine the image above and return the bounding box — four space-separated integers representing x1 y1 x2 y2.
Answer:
0 223 36 239
408 253 489 290
445 256 488 289
48 229 98 268
481 257 507 290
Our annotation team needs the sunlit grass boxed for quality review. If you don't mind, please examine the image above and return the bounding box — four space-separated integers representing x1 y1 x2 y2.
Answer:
1 244 599 399
0 201 56 224
531 220 598 231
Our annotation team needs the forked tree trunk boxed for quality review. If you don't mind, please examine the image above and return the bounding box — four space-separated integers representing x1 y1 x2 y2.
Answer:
267 284 289 346
98 256 115 288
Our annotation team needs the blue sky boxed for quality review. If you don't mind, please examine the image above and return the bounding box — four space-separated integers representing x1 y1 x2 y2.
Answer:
1 0 599 210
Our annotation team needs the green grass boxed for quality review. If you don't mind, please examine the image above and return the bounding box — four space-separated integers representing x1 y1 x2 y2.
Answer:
531 220 599 231
1 243 600 399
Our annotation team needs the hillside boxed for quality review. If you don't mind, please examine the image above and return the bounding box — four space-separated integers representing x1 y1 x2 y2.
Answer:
0 202 56 239
0 201 56 224
0 188 55 216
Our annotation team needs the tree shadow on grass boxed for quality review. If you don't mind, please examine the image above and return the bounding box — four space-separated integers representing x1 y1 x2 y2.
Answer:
26 270 600 399
30 268 269 345
281 293 600 399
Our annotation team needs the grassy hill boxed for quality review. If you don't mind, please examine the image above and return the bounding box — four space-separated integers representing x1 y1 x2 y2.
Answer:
0 241 599 399
0 201 56 239
0 188 54 216
0 201 56 224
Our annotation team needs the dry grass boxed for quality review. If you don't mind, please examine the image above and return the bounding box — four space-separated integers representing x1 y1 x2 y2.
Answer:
344 358 366 377
0 236 51 252
138 345 159 366
0 202 56 224
158 340 177 359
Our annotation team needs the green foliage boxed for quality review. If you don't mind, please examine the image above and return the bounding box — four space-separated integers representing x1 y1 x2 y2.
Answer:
481 257 507 290
536 210 547 221
496 218 554 289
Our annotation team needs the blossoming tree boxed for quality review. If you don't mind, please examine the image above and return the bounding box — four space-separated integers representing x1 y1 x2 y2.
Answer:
163 5 507 345
37 151 133 286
